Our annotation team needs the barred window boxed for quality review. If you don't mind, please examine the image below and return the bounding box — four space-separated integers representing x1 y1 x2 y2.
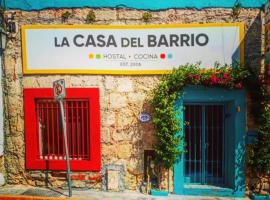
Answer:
24 88 100 171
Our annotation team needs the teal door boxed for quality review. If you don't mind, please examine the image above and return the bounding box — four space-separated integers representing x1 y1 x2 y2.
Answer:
184 104 225 186
174 86 246 197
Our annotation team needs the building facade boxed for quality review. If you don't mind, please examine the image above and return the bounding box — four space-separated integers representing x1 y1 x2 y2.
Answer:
0 0 267 197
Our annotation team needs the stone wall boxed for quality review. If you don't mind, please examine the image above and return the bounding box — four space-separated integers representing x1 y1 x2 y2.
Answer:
1 7 263 190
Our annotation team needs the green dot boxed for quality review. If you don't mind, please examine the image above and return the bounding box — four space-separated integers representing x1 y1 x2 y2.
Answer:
96 54 101 59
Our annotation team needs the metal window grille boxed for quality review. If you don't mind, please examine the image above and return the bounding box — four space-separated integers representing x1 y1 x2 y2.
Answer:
36 99 90 161
184 104 225 186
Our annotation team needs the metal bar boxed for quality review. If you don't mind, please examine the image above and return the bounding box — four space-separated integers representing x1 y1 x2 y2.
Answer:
56 102 60 159
221 105 224 185
59 100 72 197
222 105 225 185
199 106 202 183
217 106 220 184
81 101 85 159
46 101 50 157
86 102 89 159
71 101 74 160
76 101 80 159
51 101 55 158
211 105 214 185
216 106 218 185
37 102 40 158
202 105 206 184
194 105 197 183
38 102 43 159
65 101 69 158
62 101 66 159
189 106 191 178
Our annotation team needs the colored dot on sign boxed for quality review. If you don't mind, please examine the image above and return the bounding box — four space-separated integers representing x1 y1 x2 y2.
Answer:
160 53 166 59
96 54 101 59
168 53 173 59
89 53 94 59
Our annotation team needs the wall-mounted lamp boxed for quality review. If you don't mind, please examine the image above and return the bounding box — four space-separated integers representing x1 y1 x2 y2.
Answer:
6 13 16 33
0 27 7 55
0 11 16 55
0 9 7 56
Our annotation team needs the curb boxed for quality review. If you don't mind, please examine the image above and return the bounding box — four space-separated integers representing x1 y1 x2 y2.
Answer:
0 194 78 200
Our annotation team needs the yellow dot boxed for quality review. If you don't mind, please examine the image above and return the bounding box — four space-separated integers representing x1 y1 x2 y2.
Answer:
89 53 94 59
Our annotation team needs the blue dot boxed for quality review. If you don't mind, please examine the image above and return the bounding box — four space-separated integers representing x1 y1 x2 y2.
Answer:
168 53 173 59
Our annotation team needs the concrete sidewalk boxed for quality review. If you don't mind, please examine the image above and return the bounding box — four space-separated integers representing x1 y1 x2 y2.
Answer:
0 185 247 200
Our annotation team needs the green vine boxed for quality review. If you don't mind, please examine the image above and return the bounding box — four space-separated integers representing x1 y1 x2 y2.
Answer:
61 11 72 22
151 63 249 171
142 12 153 22
86 10 96 24
232 1 241 19
246 69 270 194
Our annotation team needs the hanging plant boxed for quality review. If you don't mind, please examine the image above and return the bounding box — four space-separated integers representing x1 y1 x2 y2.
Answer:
232 1 241 20
151 63 249 188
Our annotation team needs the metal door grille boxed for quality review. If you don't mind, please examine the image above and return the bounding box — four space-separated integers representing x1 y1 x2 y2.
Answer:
184 104 224 186
36 99 90 161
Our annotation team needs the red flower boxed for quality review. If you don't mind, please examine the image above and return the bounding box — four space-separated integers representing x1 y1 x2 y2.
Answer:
210 74 218 84
223 73 229 79
194 75 200 80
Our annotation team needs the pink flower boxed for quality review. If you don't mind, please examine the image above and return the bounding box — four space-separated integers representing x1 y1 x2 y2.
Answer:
223 73 229 79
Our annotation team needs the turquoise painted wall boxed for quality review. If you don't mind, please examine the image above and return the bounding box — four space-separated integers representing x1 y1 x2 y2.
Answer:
4 0 267 11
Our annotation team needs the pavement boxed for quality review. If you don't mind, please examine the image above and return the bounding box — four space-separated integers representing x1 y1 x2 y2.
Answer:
0 185 248 200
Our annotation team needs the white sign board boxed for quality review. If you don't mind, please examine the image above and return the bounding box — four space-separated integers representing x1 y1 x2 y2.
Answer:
22 23 244 75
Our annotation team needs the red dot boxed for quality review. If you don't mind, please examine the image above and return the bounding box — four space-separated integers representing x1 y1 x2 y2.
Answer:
160 53 166 59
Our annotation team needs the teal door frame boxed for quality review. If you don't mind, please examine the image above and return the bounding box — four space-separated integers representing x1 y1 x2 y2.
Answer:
174 86 246 197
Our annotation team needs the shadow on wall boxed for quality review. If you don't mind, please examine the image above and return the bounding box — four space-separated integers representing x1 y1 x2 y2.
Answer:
233 10 263 194
243 12 263 75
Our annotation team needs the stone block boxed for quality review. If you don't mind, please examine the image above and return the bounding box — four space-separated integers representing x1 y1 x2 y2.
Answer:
72 180 86 188
102 145 118 159
16 114 24 132
0 173 5 186
101 128 111 144
38 10 56 19
96 9 117 21
112 130 125 142
116 112 135 127
101 112 116 126
21 11 39 20
23 77 39 88
107 170 119 191
117 78 133 92
109 93 127 109
117 144 132 159
117 9 143 20
128 92 145 103
104 76 117 90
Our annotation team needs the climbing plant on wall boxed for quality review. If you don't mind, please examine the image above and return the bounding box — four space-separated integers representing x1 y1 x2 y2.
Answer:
246 69 270 194
151 63 250 172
